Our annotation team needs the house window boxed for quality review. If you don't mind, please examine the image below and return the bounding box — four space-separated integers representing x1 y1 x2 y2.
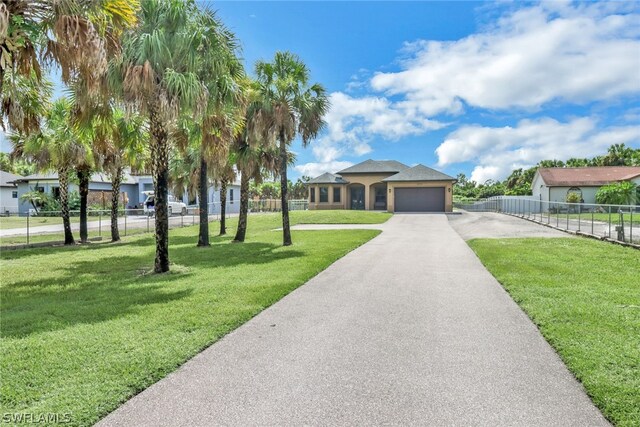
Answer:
36 186 45 193
12 190 18 198
51 187 60 200
310 187 315 203
333 187 341 203
319 187 328 203
229 189 234 204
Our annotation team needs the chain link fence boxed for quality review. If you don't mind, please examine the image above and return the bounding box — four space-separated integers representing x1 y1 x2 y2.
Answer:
0 199 309 248
455 196 639 245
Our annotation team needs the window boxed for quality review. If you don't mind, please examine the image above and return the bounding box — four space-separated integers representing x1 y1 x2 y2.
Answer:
319 187 328 203
333 187 341 203
229 189 234 204
310 187 315 203
36 186 45 193
12 190 18 199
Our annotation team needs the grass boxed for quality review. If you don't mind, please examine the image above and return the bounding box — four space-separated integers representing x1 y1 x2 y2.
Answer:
0 215 83 230
0 211 385 426
469 237 640 427
289 209 391 224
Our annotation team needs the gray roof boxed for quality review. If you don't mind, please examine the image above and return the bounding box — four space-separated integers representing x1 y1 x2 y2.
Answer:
337 159 409 174
0 170 23 187
16 171 140 185
306 172 349 185
382 164 456 182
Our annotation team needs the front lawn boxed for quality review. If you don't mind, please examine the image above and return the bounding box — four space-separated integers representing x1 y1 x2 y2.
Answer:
0 212 381 426
290 209 392 224
469 238 640 427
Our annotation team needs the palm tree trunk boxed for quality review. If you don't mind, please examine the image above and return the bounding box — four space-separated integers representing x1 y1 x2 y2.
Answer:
279 130 292 246
150 100 170 273
219 179 227 235
197 156 210 247
233 170 250 242
77 167 90 243
58 168 75 245
110 167 123 242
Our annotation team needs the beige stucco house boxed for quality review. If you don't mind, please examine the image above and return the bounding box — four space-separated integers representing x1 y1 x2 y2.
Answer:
306 159 456 212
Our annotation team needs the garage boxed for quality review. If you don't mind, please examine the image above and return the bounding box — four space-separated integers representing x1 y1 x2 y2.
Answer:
394 187 445 212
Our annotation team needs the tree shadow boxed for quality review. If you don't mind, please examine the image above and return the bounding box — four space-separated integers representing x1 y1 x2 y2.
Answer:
2 240 304 339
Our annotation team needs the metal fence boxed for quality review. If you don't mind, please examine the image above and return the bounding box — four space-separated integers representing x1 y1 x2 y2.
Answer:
455 196 639 245
0 199 309 248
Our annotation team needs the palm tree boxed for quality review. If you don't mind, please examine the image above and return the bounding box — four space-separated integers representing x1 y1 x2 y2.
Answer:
11 98 90 244
233 134 278 243
0 0 139 130
216 161 237 236
253 52 329 246
110 0 214 272
92 106 148 241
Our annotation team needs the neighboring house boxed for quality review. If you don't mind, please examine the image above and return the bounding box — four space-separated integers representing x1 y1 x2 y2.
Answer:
306 159 456 212
0 170 23 214
13 171 241 215
532 166 640 205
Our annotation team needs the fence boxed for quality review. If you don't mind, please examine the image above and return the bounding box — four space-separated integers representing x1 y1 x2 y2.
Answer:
0 199 309 248
455 196 640 245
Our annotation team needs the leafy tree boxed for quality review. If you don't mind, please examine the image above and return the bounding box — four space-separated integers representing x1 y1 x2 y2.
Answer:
595 182 638 205
253 52 329 246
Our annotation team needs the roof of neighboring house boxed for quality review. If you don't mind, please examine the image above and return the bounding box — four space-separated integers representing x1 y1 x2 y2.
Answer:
537 167 640 186
337 159 409 174
382 164 456 182
306 172 350 185
15 171 141 185
0 170 23 187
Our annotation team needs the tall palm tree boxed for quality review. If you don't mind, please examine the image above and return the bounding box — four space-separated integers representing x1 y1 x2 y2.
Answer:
11 97 91 244
0 0 139 130
253 52 329 246
216 161 237 236
110 0 213 272
233 134 278 243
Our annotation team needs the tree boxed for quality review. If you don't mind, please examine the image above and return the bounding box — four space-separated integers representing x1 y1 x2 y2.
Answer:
253 52 329 246
596 182 638 206
0 0 139 131
110 0 213 272
11 98 91 244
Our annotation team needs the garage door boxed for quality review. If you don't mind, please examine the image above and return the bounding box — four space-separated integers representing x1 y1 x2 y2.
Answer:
394 187 445 212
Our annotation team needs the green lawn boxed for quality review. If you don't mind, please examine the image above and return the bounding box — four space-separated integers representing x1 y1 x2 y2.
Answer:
0 211 384 426
290 209 392 224
469 238 640 427
0 215 83 230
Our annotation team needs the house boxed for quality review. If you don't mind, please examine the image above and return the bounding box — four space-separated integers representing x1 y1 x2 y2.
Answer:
0 170 23 214
306 159 456 212
532 166 640 204
13 171 241 215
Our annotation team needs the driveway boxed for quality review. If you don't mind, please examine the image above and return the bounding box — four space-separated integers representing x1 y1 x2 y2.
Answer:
448 211 571 240
99 214 606 426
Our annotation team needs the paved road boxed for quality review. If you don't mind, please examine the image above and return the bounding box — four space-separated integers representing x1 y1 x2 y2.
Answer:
447 211 571 240
99 214 607 426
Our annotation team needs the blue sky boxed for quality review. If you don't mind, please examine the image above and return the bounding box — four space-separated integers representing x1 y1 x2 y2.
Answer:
213 0 640 182
3 1 639 183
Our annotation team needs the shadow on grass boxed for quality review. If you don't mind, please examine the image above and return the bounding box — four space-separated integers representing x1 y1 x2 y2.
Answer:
1 240 303 339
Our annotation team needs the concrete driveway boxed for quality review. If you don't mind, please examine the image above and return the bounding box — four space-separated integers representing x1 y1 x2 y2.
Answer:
98 214 606 426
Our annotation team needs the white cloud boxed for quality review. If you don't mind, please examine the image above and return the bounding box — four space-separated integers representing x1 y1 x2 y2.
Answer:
371 3 640 115
294 161 354 178
436 117 640 183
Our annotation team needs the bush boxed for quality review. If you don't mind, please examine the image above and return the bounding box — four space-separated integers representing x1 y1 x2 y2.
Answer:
595 182 638 205
565 192 581 203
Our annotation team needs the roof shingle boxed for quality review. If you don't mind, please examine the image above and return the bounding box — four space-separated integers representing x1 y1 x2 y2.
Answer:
538 167 640 186
337 159 409 174
382 164 456 182
306 172 349 185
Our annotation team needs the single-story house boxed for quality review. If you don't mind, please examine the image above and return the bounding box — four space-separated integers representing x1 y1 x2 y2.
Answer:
0 170 23 214
12 171 241 215
532 166 640 204
306 159 456 212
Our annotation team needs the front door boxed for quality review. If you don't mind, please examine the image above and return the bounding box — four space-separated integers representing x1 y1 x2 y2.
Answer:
350 186 365 210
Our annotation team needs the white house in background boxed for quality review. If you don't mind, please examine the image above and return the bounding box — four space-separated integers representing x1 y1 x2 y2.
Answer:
0 170 23 214
532 166 640 204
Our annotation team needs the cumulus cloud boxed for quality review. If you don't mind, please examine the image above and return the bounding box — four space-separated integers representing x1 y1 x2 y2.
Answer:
436 117 640 183
294 161 354 178
371 2 640 115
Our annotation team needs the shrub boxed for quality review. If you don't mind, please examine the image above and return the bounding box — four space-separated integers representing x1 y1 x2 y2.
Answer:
566 192 581 203
595 182 638 205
